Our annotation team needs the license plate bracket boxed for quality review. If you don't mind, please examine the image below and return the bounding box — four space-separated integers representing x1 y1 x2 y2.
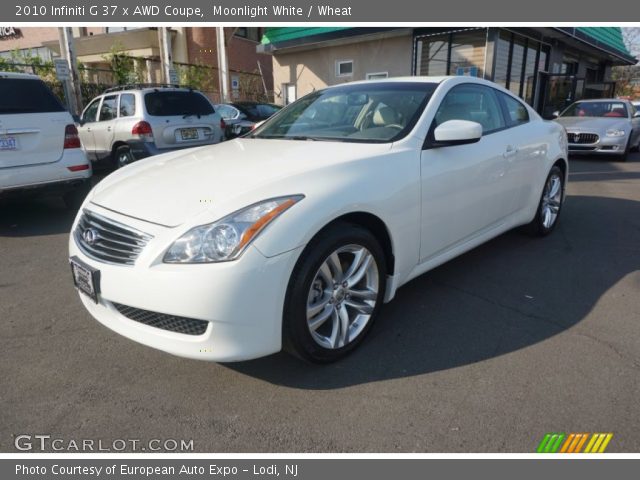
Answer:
180 128 199 140
70 256 100 303
0 136 18 151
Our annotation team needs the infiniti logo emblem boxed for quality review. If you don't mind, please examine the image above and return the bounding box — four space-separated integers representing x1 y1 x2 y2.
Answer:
82 228 99 245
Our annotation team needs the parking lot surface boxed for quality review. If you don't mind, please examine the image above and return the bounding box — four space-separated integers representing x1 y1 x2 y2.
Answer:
1 156 639 452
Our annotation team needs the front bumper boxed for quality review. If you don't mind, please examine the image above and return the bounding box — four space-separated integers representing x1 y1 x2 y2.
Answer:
69 204 302 362
568 135 628 155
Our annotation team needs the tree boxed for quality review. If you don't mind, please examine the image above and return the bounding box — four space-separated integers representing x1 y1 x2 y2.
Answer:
613 28 640 97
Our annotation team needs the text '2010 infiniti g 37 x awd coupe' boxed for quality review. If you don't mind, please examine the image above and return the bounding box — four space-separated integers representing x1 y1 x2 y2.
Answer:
69 76 568 363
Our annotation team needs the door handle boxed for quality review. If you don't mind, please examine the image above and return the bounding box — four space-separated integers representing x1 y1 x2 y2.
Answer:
86 127 91 132
503 145 518 158
107 126 112 132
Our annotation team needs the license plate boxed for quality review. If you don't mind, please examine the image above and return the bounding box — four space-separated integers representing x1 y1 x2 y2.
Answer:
180 128 199 140
70 256 100 303
0 136 17 151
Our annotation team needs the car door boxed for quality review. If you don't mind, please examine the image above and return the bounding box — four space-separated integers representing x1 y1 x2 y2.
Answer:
496 91 541 211
91 94 118 161
77 97 101 162
419 83 514 262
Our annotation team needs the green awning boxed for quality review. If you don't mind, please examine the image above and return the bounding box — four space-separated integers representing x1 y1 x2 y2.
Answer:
261 27 351 45
575 27 632 58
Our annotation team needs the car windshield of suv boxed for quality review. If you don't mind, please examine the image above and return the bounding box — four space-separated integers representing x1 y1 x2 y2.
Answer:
144 90 214 117
252 82 437 143
561 101 629 118
0 78 65 114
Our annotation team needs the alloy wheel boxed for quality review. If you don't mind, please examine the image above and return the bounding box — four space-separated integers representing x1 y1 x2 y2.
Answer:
541 173 562 229
306 244 379 349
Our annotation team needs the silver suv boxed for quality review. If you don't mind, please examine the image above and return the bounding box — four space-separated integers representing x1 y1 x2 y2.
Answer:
77 85 224 168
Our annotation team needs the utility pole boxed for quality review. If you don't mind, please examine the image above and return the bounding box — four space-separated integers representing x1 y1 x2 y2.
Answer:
159 27 173 84
58 27 82 115
216 27 229 102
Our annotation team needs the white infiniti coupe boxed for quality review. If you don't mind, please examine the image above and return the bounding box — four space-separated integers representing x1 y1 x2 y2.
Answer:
69 76 568 363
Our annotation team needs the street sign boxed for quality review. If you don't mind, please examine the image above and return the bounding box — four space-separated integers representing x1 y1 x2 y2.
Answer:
168 69 179 84
54 59 70 81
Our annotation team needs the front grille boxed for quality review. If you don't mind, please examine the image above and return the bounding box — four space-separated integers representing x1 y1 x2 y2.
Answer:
112 302 209 336
75 210 152 265
568 132 599 144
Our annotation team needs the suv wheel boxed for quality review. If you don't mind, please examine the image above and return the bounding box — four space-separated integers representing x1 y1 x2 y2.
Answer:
114 145 134 169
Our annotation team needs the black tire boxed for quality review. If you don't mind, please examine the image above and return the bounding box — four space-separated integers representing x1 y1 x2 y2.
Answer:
524 165 565 237
62 183 91 211
618 136 631 162
283 222 387 363
114 145 135 169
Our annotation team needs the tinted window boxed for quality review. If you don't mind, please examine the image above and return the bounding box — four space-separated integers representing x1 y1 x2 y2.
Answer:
82 98 101 123
216 105 239 120
145 91 214 117
501 93 529 126
98 95 118 121
435 84 506 133
0 78 64 114
119 94 136 117
235 103 281 121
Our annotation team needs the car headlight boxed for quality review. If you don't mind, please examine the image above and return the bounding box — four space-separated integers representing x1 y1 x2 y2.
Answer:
163 195 304 263
606 129 626 137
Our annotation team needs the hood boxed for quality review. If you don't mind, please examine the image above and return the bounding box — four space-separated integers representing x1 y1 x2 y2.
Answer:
89 138 391 227
554 116 629 132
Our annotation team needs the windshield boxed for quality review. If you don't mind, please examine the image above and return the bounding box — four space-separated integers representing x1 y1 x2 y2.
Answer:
144 90 214 117
252 82 437 143
561 101 629 118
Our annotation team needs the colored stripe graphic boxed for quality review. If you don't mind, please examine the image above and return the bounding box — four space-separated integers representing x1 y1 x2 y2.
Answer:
538 433 613 453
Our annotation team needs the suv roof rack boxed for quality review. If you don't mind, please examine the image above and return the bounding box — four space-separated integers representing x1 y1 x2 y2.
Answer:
103 83 183 93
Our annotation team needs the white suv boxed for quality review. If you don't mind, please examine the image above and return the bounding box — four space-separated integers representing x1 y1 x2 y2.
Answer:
0 72 92 209
77 85 225 168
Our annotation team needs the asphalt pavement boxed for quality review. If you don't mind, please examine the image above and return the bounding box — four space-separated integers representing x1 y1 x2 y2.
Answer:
1 155 639 452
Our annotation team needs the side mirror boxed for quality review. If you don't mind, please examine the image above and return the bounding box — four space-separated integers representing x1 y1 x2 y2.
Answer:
432 120 482 147
72 114 83 125
552 111 560 119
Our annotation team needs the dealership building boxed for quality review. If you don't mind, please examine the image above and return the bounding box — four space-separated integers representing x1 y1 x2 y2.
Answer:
259 27 636 117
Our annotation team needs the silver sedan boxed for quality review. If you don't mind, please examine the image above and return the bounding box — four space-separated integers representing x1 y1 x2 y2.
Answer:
554 99 640 161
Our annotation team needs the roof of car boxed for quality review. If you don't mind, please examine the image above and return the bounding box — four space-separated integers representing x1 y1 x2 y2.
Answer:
571 98 631 103
0 71 40 80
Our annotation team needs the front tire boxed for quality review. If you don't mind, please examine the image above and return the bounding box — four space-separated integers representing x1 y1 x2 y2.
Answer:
283 223 387 363
524 165 565 236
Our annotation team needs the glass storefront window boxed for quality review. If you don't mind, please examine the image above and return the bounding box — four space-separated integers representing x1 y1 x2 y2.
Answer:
509 36 526 96
416 29 486 78
523 40 539 104
493 32 511 88
449 30 486 77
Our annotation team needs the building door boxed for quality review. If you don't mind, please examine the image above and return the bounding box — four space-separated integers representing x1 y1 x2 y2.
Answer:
283 84 296 105
537 74 585 119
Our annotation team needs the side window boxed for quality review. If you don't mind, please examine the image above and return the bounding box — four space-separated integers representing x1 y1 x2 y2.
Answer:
501 93 529 126
98 95 118 121
82 98 101 123
217 105 238 120
434 84 505 134
119 94 136 117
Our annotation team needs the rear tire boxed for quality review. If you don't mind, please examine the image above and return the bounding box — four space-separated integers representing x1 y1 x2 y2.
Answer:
283 223 387 363
114 145 135 169
524 165 565 237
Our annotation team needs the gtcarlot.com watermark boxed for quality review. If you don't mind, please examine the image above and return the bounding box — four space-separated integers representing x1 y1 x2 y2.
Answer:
14 434 194 452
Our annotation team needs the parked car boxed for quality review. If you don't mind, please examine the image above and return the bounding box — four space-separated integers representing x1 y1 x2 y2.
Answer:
633 100 640 111
553 99 640 161
214 101 282 138
77 85 224 168
69 76 568 363
0 71 91 209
